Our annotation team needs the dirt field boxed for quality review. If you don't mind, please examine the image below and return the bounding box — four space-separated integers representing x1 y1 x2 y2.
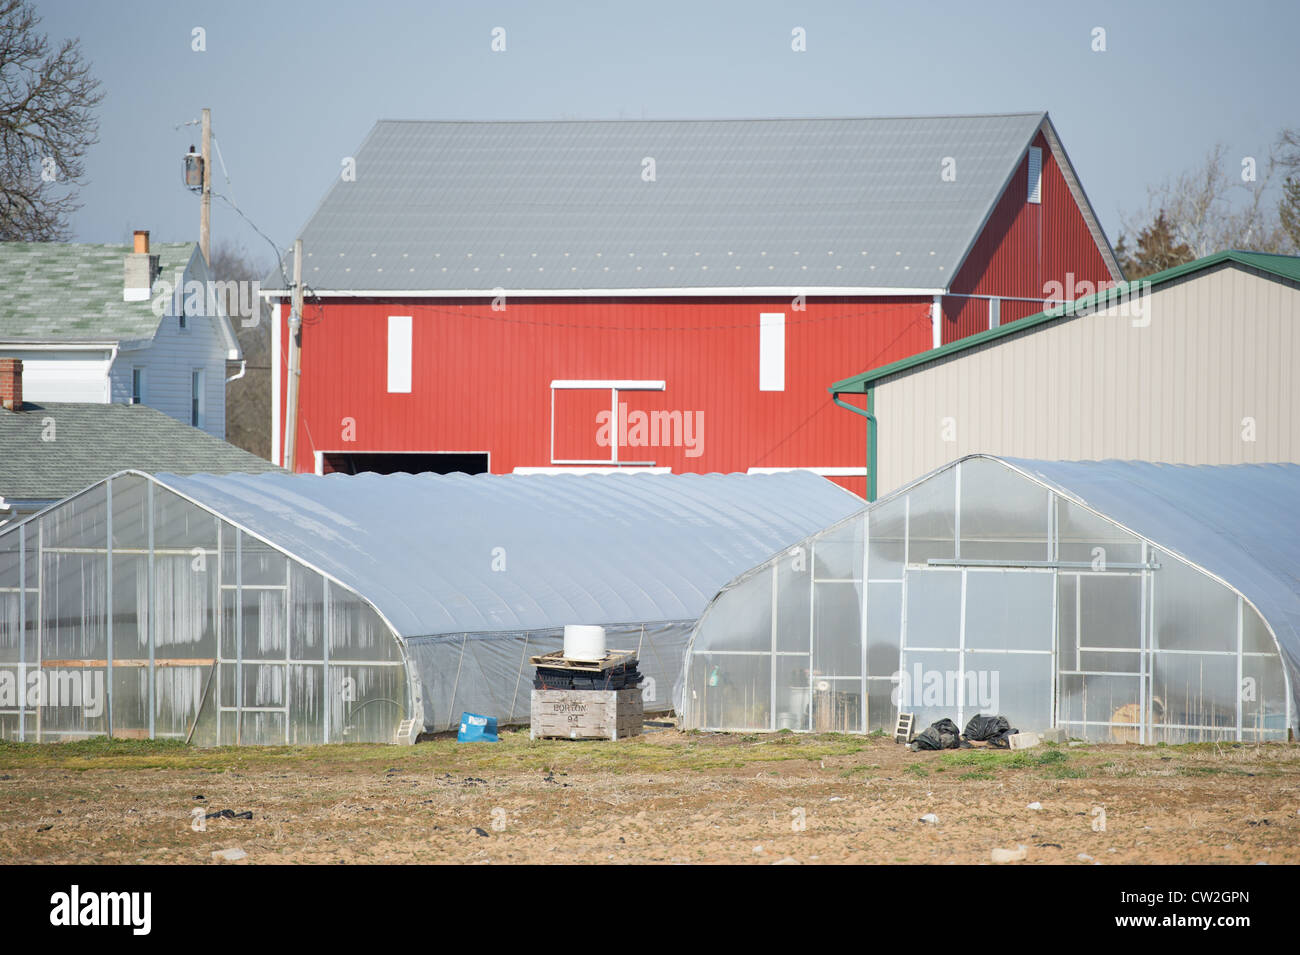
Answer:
2 728 1297 864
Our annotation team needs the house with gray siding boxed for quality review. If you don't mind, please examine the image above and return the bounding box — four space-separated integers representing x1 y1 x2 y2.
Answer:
0 232 241 439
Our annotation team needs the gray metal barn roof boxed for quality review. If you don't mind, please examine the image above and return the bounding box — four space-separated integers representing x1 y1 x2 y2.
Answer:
1002 458 1300 686
152 469 861 638
268 113 1106 294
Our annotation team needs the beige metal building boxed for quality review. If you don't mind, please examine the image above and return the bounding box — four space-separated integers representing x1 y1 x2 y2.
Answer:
830 251 1300 497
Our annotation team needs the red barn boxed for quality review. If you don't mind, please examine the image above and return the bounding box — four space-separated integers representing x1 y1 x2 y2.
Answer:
264 113 1120 497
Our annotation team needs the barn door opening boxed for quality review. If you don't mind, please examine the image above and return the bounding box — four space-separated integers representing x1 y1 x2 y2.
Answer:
319 452 489 476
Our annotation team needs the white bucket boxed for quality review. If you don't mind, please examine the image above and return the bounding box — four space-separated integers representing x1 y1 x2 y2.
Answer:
563 624 607 662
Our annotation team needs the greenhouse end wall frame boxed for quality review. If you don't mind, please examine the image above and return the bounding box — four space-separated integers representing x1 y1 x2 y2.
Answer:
0 472 422 745
681 456 1297 744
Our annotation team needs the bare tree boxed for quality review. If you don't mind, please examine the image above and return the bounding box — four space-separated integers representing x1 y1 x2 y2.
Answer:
1120 142 1290 260
1277 128 1300 251
0 0 102 240
211 242 273 460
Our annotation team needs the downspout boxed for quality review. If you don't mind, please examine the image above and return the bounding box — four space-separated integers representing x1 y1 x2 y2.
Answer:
225 359 247 383
105 344 119 402
831 389 877 502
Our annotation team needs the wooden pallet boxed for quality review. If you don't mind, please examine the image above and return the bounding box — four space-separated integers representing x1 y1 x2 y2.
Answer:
530 688 643 741
528 649 636 673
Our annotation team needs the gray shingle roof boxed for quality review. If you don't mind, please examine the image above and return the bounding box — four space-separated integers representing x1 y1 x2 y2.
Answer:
0 403 281 503
0 242 195 343
270 113 1052 294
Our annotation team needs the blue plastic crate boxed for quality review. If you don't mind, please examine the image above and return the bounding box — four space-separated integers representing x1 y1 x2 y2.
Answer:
458 712 499 742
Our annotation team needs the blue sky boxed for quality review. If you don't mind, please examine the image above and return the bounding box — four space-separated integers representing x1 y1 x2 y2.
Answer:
35 0 1299 269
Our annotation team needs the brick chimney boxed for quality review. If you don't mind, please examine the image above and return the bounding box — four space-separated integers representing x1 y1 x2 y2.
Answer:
0 358 22 411
124 229 160 302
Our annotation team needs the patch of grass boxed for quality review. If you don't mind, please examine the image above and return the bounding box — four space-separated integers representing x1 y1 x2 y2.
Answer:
1172 741 1247 754
1041 765 1088 779
938 747 1071 771
839 764 873 779
0 737 190 758
904 763 929 777
958 770 993 781
0 729 885 776
1180 765 1246 777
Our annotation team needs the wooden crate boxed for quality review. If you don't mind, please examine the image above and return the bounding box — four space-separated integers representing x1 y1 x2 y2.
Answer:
530 688 643 741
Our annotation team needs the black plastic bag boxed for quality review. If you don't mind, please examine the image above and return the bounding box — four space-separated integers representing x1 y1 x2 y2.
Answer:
963 713 1011 741
913 718 963 750
986 726 1019 749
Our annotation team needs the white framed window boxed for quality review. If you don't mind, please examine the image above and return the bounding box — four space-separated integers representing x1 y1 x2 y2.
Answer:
549 379 666 465
759 312 785 391
131 367 146 404
387 315 412 393
1027 146 1042 204
191 368 205 428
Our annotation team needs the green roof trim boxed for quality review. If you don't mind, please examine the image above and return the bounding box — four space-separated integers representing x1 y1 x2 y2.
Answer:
0 241 197 344
0 402 282 502
829 250 1300 394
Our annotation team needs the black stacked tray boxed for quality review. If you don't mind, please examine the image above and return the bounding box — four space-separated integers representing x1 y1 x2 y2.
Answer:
533 658 643 691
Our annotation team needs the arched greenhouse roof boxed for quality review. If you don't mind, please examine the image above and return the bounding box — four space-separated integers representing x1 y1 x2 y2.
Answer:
996 457 1300 684
147 469 862 639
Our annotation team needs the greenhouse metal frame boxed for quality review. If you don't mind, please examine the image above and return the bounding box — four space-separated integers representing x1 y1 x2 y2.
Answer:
680 456 1297 743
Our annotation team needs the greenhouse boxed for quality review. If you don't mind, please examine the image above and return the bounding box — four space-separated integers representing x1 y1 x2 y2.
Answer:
680 455 1299 743
0 469 858 745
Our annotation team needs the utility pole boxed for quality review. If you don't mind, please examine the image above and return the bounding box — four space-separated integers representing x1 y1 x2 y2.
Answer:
284 238 303 470
200 108 211 266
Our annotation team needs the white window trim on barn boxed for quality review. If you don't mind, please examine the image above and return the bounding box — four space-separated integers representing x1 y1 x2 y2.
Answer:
548 379 666 466
759 312 785 391
747 467 868 476
387 315 413 393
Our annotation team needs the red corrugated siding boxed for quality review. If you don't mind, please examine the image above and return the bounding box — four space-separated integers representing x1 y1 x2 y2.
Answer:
277 296 936 496
941 131 1114 344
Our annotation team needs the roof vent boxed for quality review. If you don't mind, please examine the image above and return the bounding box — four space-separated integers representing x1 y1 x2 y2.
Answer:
1027 147 1043 204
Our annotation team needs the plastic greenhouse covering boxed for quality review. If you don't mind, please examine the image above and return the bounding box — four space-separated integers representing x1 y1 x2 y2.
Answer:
680 456 1298 744
0 469 858 744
